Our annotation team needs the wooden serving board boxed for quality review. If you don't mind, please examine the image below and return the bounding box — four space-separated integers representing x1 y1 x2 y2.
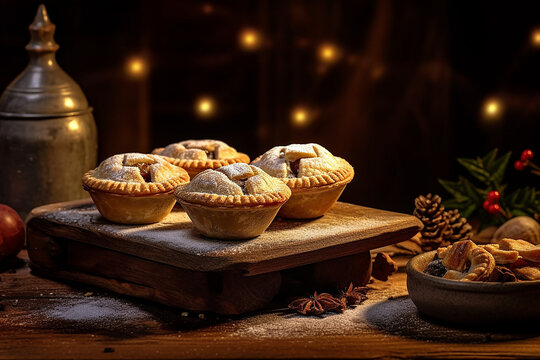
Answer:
26 199 421 315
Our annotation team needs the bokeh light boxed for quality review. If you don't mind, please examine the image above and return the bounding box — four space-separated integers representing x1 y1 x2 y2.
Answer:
318 43 340 63
239 28 261 51
531 28 540 46
126 57 148 78
291 106 311 127
202 3 213 14
195 96 216 118
482 98 503 121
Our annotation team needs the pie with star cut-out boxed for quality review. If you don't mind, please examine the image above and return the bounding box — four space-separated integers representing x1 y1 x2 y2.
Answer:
82 153 190 224
175 163 291 239
152 139 250 178
251 143 354 219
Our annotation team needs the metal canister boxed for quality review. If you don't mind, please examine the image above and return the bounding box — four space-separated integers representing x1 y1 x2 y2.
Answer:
0 5 97 218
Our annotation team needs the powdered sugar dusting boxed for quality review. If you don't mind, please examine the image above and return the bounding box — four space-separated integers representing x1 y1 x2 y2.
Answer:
44 296 150 323
222 274 407 338
39 201 419 272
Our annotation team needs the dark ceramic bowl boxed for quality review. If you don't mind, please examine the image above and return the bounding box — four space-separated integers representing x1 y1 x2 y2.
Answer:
407 251 540 325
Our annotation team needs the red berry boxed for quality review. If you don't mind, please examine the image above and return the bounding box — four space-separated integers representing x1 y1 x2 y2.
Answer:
483 200 491 210
488 203 501 215
487 190 501 203
521 149 534 162
514 160 526 171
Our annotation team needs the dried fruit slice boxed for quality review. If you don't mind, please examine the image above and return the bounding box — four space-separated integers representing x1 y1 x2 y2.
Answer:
499 238 540 262
441 240 476 271
513 266 540 280
482 244 519 264
439 241 496 281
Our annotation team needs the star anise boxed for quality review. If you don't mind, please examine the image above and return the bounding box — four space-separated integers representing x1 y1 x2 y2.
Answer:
340 282 369 306
288 292 345 316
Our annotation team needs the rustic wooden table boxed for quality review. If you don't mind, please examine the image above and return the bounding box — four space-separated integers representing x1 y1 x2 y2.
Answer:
1 251 539 359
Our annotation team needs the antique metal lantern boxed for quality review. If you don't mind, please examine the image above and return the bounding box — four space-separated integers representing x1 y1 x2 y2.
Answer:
0 5 97 218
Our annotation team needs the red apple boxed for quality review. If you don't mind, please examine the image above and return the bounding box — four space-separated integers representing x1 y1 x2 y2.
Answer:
0 204 25 259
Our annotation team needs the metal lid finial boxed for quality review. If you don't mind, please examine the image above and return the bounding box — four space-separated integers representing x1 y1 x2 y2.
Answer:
25 4 59 53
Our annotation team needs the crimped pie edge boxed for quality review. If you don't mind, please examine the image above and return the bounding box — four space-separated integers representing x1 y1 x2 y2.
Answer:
82 168 190 196
153 149 250 170
174 183 291 208
251 156 354 190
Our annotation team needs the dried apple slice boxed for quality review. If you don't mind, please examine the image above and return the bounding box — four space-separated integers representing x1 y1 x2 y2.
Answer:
481 244 519 264
499 238 540 262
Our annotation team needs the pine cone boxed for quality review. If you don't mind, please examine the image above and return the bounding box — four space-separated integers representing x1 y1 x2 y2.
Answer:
444 209 473 244
413 194 451 251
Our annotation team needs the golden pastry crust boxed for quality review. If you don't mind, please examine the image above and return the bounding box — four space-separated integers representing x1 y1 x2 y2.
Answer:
83 153 189 196
251 144 354 190
439 240 496 281
152 139 250 175
175 163 291 208
441 240 475 272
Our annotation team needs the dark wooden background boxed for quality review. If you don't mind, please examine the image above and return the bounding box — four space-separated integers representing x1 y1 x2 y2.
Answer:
0 0 539 213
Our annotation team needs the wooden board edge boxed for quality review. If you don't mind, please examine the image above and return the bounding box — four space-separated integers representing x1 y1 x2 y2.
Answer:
237 226 419 275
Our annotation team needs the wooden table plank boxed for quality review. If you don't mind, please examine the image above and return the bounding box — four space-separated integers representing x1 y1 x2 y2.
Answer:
2 251 540 359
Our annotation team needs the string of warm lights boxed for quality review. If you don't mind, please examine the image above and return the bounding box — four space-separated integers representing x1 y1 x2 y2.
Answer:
122 21 540 128
480 27 540 124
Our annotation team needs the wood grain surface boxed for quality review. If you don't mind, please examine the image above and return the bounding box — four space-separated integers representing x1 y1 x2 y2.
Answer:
26 199 422 273
2 251 540 359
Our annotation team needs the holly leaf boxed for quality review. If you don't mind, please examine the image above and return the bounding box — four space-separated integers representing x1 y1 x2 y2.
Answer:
505 187 540 217
482 148 498 170
443 198 477 217
439 177 482 218
438 179 468 202
459 176 483 205
460 203 477 219
487 151 511 185
457 158 490 184
511 209 530 217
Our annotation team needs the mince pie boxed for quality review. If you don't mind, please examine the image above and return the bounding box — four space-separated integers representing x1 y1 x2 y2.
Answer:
152 139 250 178
82 153 190 224
251 143 354 219
175 163 291 239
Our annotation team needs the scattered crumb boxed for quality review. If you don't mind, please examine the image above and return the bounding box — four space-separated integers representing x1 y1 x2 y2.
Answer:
198 313 206 320
181 312 189 317
84 292 93 297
